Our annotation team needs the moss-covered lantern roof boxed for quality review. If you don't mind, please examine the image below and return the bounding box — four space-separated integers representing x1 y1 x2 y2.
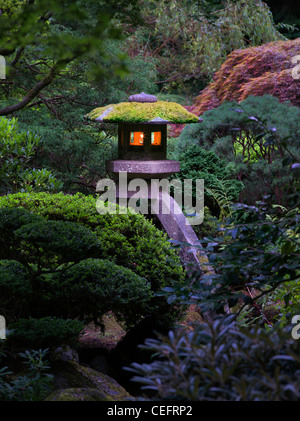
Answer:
84 92 202 124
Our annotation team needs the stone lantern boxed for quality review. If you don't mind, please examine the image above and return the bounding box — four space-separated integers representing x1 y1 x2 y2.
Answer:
85 93 205 270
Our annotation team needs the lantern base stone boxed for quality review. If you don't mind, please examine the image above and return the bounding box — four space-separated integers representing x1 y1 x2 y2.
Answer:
106 159 180 179
113 183 208 273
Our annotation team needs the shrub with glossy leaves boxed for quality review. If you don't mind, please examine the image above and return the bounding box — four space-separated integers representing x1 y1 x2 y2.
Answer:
0 348 54 401
0 117 62 194
129 317 300 401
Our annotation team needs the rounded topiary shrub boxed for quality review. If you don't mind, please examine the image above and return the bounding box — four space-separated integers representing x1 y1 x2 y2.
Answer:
0 193 186 329
0 207 44 232
0 192 185 292
7 317 85 349
0 260 31 323
0 207 44 260
14 219 102 265
53 258 153 328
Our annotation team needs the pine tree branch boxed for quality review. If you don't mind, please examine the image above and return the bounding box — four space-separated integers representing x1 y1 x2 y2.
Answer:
11 47 25 67
0 59 74 116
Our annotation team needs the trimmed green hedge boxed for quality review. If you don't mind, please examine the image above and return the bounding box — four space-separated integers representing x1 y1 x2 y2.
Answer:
8 317 85 349
0 192 185 291
54 258 153 328
0 192 185 331
14 220 101 264
0 260 31 320
0 208 153 328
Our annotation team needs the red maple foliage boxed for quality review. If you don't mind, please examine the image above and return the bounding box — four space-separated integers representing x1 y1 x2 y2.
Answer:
170 38 300 137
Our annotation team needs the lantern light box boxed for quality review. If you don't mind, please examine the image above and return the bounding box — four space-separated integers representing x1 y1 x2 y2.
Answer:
85 92 202 178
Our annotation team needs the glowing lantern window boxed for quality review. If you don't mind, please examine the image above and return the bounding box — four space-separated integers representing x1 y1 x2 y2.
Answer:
151 132 161 146
130 132 144 146
118 124 166 159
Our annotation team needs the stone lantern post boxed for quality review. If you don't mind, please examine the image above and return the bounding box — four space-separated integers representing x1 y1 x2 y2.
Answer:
85 93 205 270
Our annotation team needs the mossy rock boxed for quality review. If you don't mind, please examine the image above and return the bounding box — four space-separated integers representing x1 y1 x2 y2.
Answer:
51 360 132 401
45 388 111 401
85 101 200 124
51 345 80 364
